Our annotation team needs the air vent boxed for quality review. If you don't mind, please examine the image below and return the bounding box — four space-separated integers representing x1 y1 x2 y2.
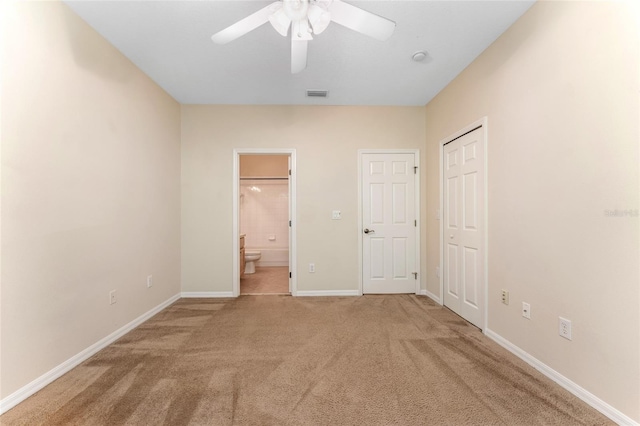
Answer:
306 90 328 98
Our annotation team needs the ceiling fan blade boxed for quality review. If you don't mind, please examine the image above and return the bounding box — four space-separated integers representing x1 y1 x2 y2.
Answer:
328 0 395 41
291 39 308 74
211 2 279 44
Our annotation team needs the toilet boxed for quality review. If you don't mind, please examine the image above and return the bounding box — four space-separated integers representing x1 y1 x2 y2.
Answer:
244 250 261 274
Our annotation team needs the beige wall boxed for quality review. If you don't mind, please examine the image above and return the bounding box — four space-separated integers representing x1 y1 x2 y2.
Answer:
240 155 289 178
425 1 639 421
1 1 181 398
181 106 426 293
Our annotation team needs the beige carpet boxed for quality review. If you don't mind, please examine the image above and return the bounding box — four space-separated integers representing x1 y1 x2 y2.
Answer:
241 267 289 295
1 295 612 425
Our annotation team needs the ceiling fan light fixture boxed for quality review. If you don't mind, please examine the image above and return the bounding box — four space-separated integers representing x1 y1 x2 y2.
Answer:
292 19 313 40
283 0 310 22
308 4 331 34
269 6 292 36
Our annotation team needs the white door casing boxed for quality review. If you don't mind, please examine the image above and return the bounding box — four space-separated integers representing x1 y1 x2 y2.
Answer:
288 155 292 294
361 152 419 294
442 126 485 328
232 149 297 297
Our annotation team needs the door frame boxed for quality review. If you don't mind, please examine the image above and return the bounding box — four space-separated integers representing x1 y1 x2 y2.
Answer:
357 149 421 296
232 148 297 297
438 117 488 331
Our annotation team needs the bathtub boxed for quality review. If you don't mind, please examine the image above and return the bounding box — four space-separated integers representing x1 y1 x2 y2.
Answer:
252 248 289 267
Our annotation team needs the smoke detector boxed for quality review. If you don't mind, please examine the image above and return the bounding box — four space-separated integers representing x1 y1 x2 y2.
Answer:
412 51 428 62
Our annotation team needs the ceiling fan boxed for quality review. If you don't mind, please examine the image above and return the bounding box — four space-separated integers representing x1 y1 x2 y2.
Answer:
211 0 396 73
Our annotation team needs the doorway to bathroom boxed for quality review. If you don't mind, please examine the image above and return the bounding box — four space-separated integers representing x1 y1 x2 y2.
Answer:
232 149 296 296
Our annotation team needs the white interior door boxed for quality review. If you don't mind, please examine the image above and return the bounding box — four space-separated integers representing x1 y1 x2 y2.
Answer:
443 127 485 328
362 153 417 294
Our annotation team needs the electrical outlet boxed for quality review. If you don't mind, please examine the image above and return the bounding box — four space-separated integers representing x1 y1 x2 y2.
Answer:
147 275 153 288
559 317 572 340
332 210 341 220
309 263 315 273
522 302 531 319
109 290 117 305
501 290 509 305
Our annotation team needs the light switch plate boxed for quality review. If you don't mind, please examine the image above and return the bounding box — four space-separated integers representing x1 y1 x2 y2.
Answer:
332 210 341 220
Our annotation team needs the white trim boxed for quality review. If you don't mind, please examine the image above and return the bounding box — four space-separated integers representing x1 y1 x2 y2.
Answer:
0 293 181 415
357 149 421 296
438 139 443 307
180 292 235 298
422 289 442 304
289 152 297 296
296 290 360 297
357 152 364 296
485 329 638 426
256 261 288 267
233 152 240 296
438 118 489 331
233 149 297 297
414 152 422 295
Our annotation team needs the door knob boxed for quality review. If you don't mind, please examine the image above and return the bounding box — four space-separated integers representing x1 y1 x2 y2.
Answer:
364 228 375 234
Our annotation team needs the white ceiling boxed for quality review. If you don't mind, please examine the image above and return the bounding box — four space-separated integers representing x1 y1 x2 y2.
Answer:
64 1 535 106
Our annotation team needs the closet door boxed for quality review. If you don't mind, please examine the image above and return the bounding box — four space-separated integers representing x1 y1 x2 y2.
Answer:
443 127 485 328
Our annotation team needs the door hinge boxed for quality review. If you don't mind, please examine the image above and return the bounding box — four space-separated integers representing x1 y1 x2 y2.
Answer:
289 220 291 227
414 166 418 174
412 272 418 280
414 220 417 227
289 272 292 278
289 169 291 176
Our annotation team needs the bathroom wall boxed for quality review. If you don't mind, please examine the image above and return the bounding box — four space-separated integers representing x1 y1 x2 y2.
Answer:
240 179 289 250
240 155 289 258
240 154 288 178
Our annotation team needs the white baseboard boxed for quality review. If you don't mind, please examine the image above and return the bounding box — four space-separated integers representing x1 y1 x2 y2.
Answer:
296 290 360 297
0 293 181 415
485 329 638 426
256 261 288 267
422 289 442 304
8 295 632 424
181 291 235 298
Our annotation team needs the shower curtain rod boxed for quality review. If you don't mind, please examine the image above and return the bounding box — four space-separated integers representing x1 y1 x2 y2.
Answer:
240 177 288 181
